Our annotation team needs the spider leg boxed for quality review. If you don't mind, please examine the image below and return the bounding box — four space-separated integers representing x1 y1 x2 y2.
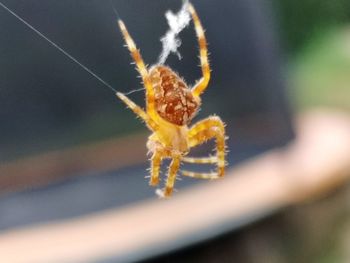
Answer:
181 170 220 180
118 20 157 116
182 116 226 179
188 3 210 97
116 92 157 131
182 156 217 164
149 151 162 186
157 156 181 198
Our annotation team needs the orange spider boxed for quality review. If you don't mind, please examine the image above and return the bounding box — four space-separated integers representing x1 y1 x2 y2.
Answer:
116 3 227 197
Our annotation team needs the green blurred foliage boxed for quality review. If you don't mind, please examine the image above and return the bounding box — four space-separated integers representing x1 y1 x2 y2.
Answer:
274 0 350 54
278 4 350 258
290 28 350 111
274 0 350 112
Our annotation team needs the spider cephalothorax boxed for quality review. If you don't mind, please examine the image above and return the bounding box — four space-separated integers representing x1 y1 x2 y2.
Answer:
116 3 227 197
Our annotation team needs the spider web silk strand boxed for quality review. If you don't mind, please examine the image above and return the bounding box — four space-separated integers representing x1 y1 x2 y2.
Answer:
0 1 117 93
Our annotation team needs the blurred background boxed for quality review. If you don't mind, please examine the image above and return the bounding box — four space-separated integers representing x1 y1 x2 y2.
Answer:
0 0 350 262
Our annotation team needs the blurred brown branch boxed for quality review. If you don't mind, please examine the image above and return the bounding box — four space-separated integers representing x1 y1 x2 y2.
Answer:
0 133 147 195
0 108 350 262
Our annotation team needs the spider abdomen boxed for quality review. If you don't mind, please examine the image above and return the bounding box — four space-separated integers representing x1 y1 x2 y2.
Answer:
150 65 200 126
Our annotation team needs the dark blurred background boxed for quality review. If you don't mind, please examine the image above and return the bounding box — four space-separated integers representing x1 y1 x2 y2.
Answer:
0 0 294 225
0 0 293 162
0 0 350 262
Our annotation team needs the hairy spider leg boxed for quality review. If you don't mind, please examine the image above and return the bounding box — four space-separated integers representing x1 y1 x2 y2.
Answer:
116 92 158 131
182 116 226 179
149 151 162 186
182 156 218 164
188 3 211 97
161 156 181 197
118 20 157 117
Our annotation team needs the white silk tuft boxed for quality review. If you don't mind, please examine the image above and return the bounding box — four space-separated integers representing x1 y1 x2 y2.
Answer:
158 1 191 65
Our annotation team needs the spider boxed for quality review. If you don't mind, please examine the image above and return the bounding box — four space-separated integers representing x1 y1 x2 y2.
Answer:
116 3 227 197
